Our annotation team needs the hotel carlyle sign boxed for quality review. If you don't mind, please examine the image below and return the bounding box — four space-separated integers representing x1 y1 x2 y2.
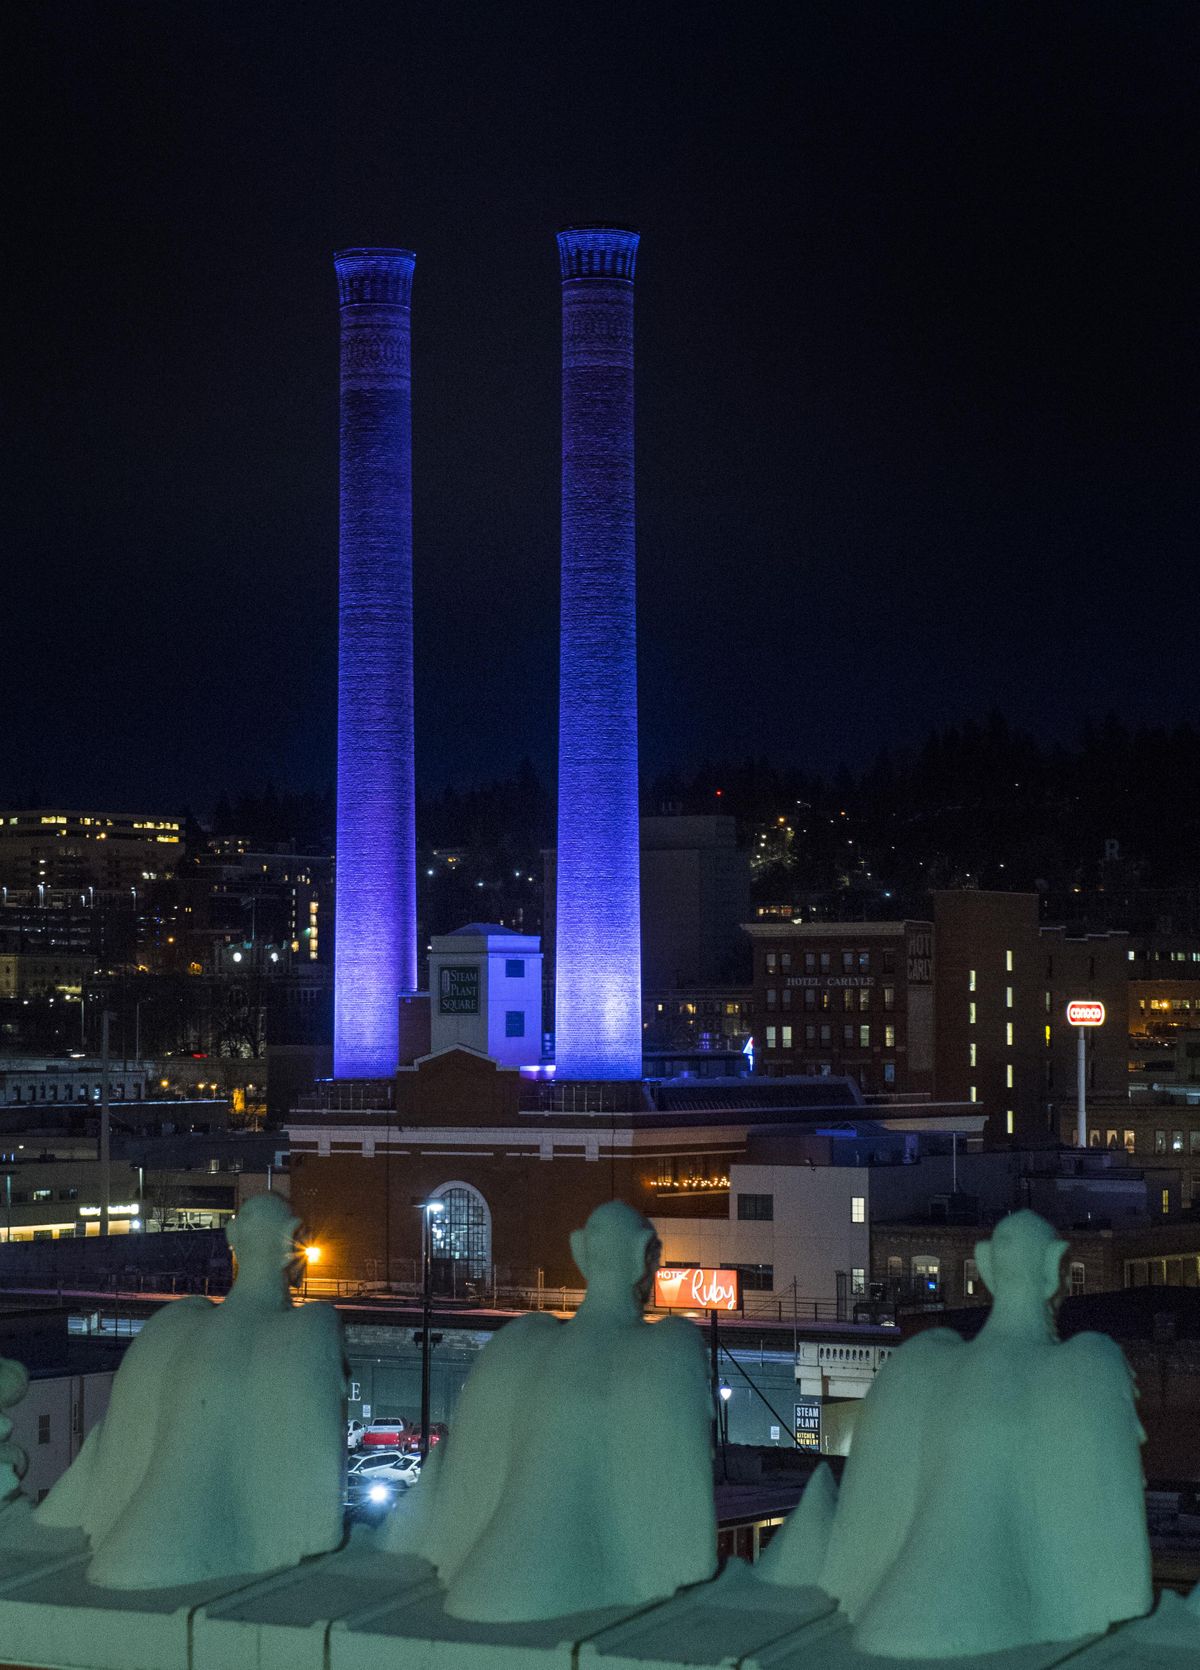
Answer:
439 965 480 1014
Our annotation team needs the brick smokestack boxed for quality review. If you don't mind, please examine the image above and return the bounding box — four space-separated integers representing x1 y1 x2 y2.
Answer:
553 226 642 1081
333 248 417 1078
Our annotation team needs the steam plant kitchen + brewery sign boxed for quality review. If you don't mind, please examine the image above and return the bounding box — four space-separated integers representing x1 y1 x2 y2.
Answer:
439 965 480 1014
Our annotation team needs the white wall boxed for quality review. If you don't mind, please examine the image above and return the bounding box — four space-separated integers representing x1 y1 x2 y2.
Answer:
654 1164 871 1300
9 1371 114 1502
483 950 543 1066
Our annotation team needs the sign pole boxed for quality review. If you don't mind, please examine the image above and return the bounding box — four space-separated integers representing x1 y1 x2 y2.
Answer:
1066 1000 1103 1148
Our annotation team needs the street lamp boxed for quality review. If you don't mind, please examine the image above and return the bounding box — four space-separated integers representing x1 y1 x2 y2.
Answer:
718 1380 732 1445
415 1199 445 1465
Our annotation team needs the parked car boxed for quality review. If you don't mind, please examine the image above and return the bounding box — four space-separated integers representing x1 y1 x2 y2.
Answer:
347 1449 422 1487
400 1422 449 1454
361 1417 408 1447
346 1419 365 1450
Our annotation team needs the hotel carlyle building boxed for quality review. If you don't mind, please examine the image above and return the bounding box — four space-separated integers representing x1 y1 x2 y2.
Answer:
747 892 1132 1147
745 920 934 1098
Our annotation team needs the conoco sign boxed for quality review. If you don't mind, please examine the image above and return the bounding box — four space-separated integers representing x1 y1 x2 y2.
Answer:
1066 1000 1105 1027
653 1266 739 1311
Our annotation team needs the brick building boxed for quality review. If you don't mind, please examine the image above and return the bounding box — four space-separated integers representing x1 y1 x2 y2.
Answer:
744 920 933 1095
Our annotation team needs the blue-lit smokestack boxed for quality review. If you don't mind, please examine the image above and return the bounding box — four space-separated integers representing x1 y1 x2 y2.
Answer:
554 226 642 1081
333 248 417 1078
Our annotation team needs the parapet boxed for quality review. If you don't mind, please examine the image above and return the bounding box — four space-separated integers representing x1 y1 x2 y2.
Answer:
557 225 639 282
335 248 416 308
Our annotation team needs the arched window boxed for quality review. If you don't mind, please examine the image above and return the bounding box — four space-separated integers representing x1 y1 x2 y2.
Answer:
429 1182 492 1279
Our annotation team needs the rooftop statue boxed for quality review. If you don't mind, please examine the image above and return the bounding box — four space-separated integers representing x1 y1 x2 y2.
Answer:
35 1193 346 1588
384 1199 716 1619
819 1209 1153 1657
0 1358 31 1537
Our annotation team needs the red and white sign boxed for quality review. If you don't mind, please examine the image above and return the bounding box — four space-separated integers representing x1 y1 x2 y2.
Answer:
1066 1000 1105 1027
654 1266 739 1312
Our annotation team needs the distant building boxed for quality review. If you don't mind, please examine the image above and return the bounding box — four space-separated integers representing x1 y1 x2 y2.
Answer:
0 811 181 891
641 986 753 1054
639 816 751 988
744 919 934 1096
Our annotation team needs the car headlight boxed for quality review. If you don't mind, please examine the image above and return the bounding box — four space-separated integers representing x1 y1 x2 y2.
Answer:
368 1483 391 1504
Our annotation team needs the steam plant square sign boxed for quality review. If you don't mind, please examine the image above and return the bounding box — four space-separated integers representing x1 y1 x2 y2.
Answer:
440 965 480 1014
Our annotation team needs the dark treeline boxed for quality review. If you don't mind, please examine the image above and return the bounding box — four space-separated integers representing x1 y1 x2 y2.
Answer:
207 715 1200 908
650 714 1200 905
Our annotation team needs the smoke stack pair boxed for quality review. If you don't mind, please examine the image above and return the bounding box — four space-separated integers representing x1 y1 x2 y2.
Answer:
333 230 642 1082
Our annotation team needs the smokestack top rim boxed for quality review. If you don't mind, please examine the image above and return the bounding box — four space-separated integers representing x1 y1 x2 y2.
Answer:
557 226 639 283
334 246 418 263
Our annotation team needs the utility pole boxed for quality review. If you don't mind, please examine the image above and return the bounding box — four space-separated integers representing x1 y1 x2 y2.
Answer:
99 1009 112 1237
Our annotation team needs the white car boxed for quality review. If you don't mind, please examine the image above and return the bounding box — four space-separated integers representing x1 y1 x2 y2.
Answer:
346 1419 365 1450
347 1449 421 1488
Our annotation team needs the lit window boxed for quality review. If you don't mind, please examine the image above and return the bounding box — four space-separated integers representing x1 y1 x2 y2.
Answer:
851 1196 865 1223
969 969 976 993
1161 1188 1170 1215
964 1257 980 1296
1006 1109 1014 1135
780 1025 792 1048
1070 1261 1085 1296
859 1024 870 1048
970 1085 977 1103
851 1268 866 1294
885 1024 895 1048
969 1002 976 1025
1006 950 1014 972
1006 986 1013 1008
1045 1024 1051 1045
766 952 777 974
859 987 870 1011
1006 1022 1013 1046
882 1061 895 1084
1154 1130 1166 1153
1124 1130 1136 1153
1006 1063 1014 1088
969 1042 977 1068
883 985 895 1011
765 1026 777 1049
1172 1131 1184 1153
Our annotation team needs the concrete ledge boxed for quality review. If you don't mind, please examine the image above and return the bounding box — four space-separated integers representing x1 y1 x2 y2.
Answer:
0 1539 1191 1670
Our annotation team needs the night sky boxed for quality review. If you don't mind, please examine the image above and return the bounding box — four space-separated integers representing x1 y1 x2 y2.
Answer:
7 3 1196 814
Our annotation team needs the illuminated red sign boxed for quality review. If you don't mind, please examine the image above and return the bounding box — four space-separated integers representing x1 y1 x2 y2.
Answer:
654 1266 739 1312
1066 1000 1105 1026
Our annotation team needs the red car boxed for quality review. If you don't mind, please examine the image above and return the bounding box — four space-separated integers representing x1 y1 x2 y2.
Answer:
401 1423 448 1454
361 1417 408 1448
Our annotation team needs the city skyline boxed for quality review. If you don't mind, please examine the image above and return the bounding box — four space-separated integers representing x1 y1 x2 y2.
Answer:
6 3 1195 810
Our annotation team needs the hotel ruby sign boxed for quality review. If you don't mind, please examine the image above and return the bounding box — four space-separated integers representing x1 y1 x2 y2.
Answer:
654 1266 740 1312
1066 1000 1105 1026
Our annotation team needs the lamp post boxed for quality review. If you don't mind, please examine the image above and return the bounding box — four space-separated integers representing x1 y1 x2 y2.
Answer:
415 1199 445 1465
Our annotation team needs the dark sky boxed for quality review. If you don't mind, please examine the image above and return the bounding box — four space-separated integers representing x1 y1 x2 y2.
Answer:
6 2 1196 814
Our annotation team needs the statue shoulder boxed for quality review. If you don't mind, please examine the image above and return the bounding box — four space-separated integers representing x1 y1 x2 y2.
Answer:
886 1327 964 1371
648 1315 707 1356
1055 1329 1135 1388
